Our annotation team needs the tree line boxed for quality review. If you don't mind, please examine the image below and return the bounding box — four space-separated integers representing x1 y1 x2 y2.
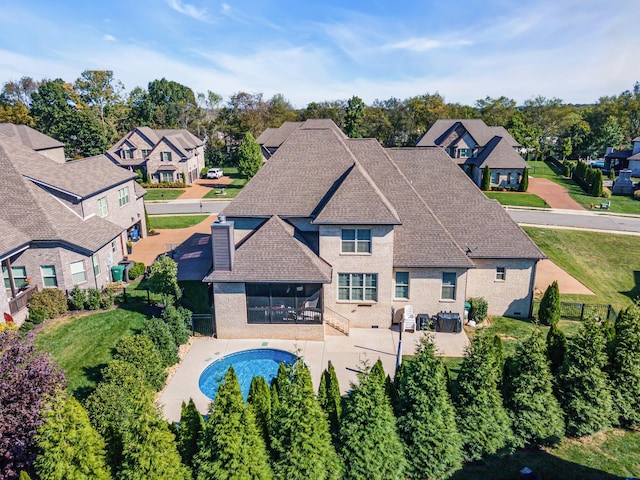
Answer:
1 71 640 163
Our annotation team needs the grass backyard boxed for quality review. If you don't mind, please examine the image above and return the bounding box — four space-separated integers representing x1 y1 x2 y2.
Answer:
524 226 640 309
148 214 209 229
204 167 247 199
484 191 549 208
144 189 185 201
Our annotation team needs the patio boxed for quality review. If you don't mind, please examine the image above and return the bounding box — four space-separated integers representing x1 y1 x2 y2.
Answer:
158 326 469 422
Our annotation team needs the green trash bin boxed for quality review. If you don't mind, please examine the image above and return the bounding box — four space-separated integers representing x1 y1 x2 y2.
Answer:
111 265 125 282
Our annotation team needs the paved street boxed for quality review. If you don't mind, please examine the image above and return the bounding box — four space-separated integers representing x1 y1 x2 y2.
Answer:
507 207 640 235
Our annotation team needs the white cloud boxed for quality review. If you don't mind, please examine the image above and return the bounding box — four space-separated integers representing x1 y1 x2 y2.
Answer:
386 38 472 52
166 0 212 23
103 34 116 42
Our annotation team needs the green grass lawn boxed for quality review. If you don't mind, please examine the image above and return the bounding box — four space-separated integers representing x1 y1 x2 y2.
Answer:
203 167 248 199
524 227 640 309
34 282 160 399
148 214 209 229
484 191 549 208
144 189 185 201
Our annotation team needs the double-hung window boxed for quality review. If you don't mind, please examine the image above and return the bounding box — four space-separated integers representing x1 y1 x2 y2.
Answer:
458 148 471 158
441 272 457 300
395 272 409 299
3 266 27 289
118 187 129 207
92 255 100 276
341 229 371 254
125 149 134 159
141 149 151 157
496 267 506 281
40 265 58 287
97 197 108 217
70 261 87 285
338 273 377 302
161 151 172 162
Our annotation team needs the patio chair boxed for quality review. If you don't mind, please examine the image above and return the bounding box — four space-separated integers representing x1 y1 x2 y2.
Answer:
403 305 416 332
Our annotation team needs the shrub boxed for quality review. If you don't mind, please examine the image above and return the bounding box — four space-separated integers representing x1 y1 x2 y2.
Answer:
100 285 116 309
468 297 488 322
200 167 209 178
538 281 560 326
128 262 145 280
28 289 68 319
633 190 640 201
162 305 191 346
140 181 187 189
29 308 47 325
112 334 167 391
20 321 34 333
563 164 571 177
86 288 102 310
69 286 86 311
142 317 178 367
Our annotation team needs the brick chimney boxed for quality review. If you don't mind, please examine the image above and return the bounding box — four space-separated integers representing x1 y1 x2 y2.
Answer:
211 215 234 271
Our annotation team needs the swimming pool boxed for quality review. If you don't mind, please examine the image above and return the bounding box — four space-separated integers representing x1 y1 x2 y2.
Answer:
198 348 298 401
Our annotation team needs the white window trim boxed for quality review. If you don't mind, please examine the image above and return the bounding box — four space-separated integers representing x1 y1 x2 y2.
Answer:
341 228 372 255
441 272 457 301
394 271 410 300
92 255 100 277
40 265 58 288
70 260 87 286
496 267 506 282
338 273 378 302
118 187 130 207
97 196 108 218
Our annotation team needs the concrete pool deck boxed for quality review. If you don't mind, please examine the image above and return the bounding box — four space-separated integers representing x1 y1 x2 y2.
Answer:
158 326 469 422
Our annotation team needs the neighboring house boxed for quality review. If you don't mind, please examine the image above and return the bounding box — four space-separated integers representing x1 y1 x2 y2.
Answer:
256 121 304 159
204 120 545 341
0 123 66 163
415 119 529 189
0 133 146 324
106 127 205 184
604 137 640 175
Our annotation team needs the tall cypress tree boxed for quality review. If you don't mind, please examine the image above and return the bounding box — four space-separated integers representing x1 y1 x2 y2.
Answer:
609 305 640 427
456 331 512 461
504 330 565 447
481 165 491 191
195 367 273 479
237 132 263 179
339 368 406 480
248 376 272 448
538 280 560 326
397 336 463 479
370 358 386 387
270 362 342 480
176 399 204 470
35 393 111 480
317 361 341 442
559 317 614 437
546 323 567 375
519 166 529 192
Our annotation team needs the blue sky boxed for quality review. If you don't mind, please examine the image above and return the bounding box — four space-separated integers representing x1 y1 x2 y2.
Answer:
0 0 638 108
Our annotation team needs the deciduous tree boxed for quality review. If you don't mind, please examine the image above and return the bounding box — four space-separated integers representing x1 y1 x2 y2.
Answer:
237 131 263 179
148 255 181 303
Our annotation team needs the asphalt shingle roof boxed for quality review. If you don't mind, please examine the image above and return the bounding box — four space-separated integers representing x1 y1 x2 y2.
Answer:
470 136 530 169
416 119 519 148
0 123 64 151
204 216 332 283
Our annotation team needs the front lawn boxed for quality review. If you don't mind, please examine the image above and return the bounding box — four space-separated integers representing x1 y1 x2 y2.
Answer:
204 167 248 199
34 281 162 399
144 189 185 201
524 227 640 309
148 214 209 229
484 191 549 208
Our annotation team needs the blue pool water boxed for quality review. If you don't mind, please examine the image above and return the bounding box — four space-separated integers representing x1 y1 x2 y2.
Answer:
199 348 298 401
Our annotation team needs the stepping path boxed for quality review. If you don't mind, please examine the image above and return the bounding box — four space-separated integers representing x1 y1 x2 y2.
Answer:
178 178 233 199
527 177 585 210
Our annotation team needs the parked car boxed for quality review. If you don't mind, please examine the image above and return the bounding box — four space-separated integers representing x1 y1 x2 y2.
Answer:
206 168 224 179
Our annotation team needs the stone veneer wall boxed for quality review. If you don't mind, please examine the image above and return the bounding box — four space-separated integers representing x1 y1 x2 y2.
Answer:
212 282 324 340
466 258 536 318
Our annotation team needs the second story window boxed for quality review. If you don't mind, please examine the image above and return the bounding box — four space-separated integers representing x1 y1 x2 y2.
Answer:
161 151 172 162
141 149 151 157
118 187 130 207
458 148 471 158
97 197 108 217
341 229 371 254
125 149 134 159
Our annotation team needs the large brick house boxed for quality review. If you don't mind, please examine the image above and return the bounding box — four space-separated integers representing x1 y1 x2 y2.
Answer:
416 119 529 189
106 127 205 184
0 132 146 324
204 120 545 340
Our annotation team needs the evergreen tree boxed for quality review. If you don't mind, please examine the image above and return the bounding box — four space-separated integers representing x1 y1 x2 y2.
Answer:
558 317 614 437
546 323 567 375
176 399 204 470
270 361 342 480
248 376 272 448
35 393 111 480
609 305 640 427
503 331 565 447
317 361 342 442
519 166 529 192
455 331 512 461
591 168 604 197
370 358 386 387
538 280 560 326
237 132 263 179
142 317 178 367
397 336 463 479
195 368 273 479
338 368 406 480
481 165 491 191
112 335 167 391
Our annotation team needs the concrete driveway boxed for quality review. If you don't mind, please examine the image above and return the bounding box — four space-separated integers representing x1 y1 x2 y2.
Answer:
158 326 469 421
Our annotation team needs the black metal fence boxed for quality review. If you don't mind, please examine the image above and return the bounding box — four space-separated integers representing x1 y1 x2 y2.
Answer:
191 314 215 337
532 300 617 322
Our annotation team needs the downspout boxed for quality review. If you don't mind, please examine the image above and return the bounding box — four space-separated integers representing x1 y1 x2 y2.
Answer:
528 260 538 318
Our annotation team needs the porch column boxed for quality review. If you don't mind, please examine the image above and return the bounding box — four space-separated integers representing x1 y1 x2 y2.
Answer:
4 258 16 298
